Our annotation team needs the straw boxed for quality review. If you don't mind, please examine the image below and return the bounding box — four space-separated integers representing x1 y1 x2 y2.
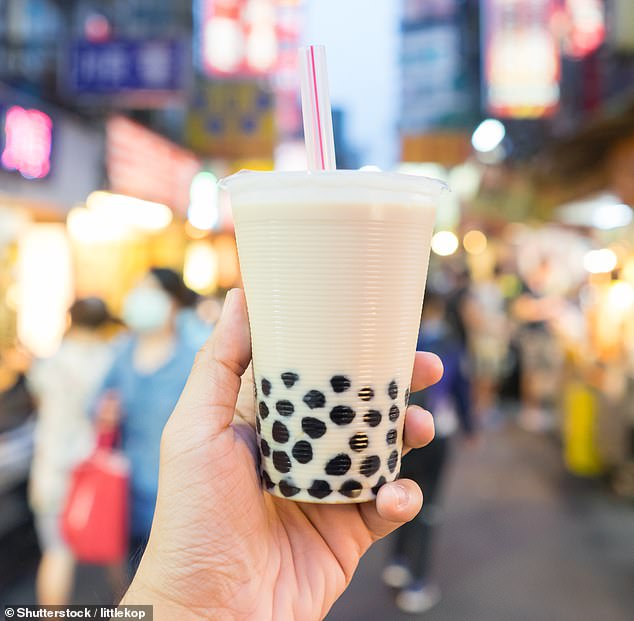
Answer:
298 45 337 171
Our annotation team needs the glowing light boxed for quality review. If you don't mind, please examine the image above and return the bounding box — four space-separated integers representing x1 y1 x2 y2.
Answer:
184 241 219 294
431 231 459 257
187 172 220 231
67 207 129 243
583 248 617 274
18 225 73 357
359 165 382 172
471 119 505 153
463 230 488 255
86 191 173 232
608 280 634 311
1 106 53 179
592 203 633 230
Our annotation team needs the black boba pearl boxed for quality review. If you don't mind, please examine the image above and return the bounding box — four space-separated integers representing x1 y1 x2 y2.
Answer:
325 453 352 476
260 438 271 457
261 470 275 490
292 440 313 464
303 390 326 409
387 450 399 473
360 455 381 477
259 401 269 419
404 387 410 404
330 405 355 425
349 433 369 452
255 416 261 434
371 475 387 495
330 375 351 393
339 480 363 498
364 409 382 427
281 371 299 388
301 417 326 439
389 405 400 422
358 387 374 401
388 380 398 400
278 479 300 498
272 451 291 473
308 480 332 499
262 378 272 396
272 421 289 443
386 429 398 445
276 400 295 417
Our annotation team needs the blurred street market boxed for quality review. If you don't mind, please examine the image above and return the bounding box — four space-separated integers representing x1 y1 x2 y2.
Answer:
1 1 634 619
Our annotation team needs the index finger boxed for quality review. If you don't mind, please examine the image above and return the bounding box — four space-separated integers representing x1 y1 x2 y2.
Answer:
410 351 443 393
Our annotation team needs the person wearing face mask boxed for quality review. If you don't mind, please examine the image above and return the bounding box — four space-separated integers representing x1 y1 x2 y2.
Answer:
95 268 199 577
382 290 476 614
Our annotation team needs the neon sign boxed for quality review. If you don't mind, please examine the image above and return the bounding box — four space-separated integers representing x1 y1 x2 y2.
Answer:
1 106 53 179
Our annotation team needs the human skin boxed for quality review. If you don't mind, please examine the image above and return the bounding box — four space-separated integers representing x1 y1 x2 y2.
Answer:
122 289 442 621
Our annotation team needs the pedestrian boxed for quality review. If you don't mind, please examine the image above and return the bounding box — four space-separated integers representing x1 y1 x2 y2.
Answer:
28 298 115 605
383 291 476 614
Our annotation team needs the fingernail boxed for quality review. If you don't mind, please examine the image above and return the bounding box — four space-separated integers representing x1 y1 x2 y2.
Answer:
394 482 409 509
220 289 237 322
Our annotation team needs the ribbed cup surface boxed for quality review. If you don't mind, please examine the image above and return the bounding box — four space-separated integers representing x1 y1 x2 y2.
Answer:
233 198 435 503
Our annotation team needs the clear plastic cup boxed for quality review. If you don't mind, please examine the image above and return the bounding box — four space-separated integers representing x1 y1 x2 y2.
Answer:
223 170 444 503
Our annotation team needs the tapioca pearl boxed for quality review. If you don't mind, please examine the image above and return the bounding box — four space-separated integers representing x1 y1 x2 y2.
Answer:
260 438 271 457
276 400 294 417
301 417 326 439
272 421 290 444
388 380 398 400
330 375 351 393
281 371 299 388
358 386 374 401
387 450 399 473
363 410 383 427
261 470 275 490
261 378 272 396
325 453 352 476
386 429 398 445
259 401 269 419
364 409 382 427
371 475 387 495
255 416 261 434
349 432 369 452
339 480 363 498
303 390 326 409
360 455 381 477
330 405 355 425
292 440 313 464
308 480 332 499
389 405 400 422
278 479 300 497
272 451 292 474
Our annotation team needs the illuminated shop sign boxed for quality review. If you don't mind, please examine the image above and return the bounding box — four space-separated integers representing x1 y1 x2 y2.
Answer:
1 105 53 179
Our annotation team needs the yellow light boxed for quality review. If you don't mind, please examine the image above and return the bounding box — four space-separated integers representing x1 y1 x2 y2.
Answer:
431 231 459 257
583 248 618 274
18 224 73 357
67 207 129 243
184 241 219 295
608 281 634 311
463 230 488 255
86 191 173 232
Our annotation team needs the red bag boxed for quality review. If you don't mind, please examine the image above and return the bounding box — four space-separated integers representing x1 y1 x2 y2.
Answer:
61 431 129 563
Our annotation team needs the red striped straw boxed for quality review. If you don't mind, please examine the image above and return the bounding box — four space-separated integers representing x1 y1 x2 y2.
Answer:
298 45 337 171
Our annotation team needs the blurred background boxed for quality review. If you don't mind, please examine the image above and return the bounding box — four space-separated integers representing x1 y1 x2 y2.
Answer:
0 0 633 619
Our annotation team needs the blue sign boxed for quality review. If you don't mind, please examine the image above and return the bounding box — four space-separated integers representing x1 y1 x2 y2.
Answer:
65 39 189 96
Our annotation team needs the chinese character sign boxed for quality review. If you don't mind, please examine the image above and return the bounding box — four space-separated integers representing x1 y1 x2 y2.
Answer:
1 106 53 179
196 0 280 76
483 0 561 118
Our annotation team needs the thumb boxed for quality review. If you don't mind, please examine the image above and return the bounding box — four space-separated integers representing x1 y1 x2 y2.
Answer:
171 288 252 439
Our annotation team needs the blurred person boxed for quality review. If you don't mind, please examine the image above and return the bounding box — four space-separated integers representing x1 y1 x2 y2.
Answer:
512 258 564 431
382 291 475 615
464 265 510 423
27 298 115 605
95 268 199 577
119 289 442 619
